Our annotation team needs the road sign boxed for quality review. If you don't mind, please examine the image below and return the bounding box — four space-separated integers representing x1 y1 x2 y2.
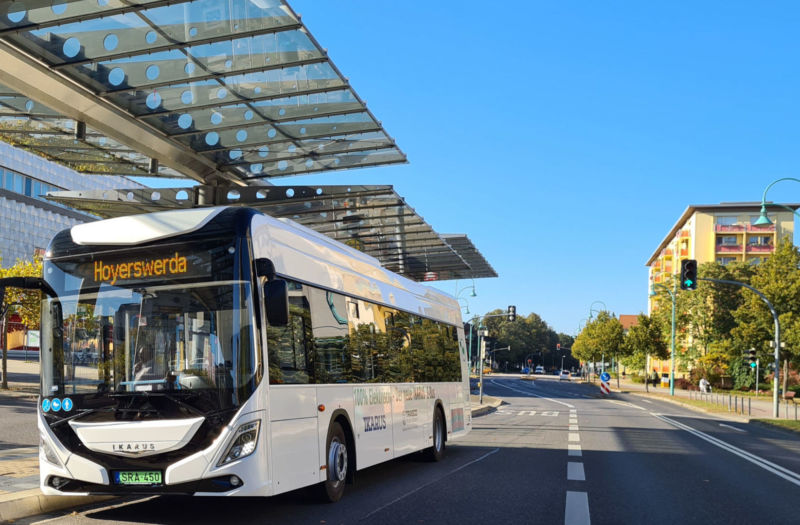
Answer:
600 381 610 395
600 371 611 382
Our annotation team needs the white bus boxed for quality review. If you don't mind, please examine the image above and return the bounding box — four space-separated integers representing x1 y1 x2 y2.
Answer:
1 206 471 501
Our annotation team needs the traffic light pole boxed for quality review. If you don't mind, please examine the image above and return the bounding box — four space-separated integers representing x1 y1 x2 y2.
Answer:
699 278 780 418
652 281 677 396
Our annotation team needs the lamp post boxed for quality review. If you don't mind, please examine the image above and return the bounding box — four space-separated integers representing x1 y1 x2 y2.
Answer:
478 327 488 403
587 302 606 377
650 282 677 396
753 177 800 417
589 301 607 320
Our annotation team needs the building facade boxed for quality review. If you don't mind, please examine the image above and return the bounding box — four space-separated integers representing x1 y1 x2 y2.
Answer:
0 141 141 267
644 202 797 378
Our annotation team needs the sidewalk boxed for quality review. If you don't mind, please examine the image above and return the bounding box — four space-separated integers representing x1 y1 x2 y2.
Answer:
601 375 796 420
0 358 503 522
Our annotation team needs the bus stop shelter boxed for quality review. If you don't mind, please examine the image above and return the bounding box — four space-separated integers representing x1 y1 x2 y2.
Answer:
0 0 496 282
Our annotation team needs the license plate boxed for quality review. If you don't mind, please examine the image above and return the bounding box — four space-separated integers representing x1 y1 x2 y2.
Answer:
113 471 162 485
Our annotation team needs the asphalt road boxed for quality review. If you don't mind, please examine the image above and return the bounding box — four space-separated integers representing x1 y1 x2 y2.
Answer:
0 394 38 450
11 375 800 524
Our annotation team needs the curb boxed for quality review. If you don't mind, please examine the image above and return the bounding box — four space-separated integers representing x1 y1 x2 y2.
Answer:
470 395 502 417
624 390 751 423
0 488 114 523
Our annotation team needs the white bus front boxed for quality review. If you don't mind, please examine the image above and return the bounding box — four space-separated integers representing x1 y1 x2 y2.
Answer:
38 224 267 496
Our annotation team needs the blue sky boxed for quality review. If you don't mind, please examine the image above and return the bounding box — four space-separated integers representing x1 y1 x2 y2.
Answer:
151 2 800 335
281 1 800 335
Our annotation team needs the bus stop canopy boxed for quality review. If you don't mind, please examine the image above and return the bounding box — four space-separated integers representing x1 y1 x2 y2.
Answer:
0 0 405 185
0 0 497 282
46 184 498 281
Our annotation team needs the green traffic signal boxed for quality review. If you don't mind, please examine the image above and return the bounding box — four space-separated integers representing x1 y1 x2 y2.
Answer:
680 259 698 291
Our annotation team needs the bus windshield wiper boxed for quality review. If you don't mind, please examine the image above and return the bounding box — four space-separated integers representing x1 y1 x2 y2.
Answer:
49 407 114 427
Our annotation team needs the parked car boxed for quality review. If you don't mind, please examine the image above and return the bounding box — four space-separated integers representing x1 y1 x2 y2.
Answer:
559 370 570 381
534 365 544 375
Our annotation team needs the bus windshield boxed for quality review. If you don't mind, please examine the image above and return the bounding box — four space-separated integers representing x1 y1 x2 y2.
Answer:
40 240 260 413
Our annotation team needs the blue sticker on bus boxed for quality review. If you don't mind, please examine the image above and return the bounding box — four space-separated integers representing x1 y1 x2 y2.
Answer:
62 398 73 412
51 398 62 412
42 399 51 412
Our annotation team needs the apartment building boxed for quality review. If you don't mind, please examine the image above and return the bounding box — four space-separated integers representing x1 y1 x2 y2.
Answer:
644 202 797 378
647 202 797 299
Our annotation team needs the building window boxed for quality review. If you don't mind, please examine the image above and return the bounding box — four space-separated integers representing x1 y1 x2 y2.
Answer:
748 257 762 265
716 216 738 226
716 257 737 265
717 235 738 245
747 235 771 246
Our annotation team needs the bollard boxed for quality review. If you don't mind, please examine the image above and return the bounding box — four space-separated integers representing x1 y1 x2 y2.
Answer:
748 397 751 416
735 396 738 413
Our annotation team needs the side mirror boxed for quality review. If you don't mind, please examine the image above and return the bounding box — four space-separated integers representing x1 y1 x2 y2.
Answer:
264 279 289 326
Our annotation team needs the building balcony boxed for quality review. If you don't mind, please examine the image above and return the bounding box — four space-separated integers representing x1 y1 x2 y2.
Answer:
715 224 746 232
680 248 689 257
661 249 673 258
680 230 690 238
747 223 776 232
716 244 743 253
747 244 774 253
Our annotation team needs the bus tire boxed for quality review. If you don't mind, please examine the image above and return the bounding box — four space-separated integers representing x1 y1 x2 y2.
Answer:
320 421 348 503
424 407 445 462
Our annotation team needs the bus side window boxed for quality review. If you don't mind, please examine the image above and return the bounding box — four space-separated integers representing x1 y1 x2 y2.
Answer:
310 289 350 383
267 284 312 384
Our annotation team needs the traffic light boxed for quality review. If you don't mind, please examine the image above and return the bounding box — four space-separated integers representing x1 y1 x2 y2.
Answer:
747 348 757 368
507 305 516 322
680 259 698 290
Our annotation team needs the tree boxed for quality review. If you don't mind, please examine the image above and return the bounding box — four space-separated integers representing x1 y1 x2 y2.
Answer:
621 313 668 376
731 238 800 394
573 311 624 380
1 255 43 389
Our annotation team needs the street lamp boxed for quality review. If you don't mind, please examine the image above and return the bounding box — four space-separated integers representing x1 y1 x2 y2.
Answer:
588 300 607 319
754 177 800 416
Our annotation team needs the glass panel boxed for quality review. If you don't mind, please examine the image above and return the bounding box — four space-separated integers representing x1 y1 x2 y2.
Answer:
40 239 258 414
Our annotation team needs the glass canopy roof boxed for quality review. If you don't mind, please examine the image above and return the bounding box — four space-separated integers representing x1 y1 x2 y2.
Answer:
0 0 406 183
46 185 498 281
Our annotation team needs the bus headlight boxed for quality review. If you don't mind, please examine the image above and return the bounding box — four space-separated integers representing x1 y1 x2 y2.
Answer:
40 434 62 468
217 420 260 467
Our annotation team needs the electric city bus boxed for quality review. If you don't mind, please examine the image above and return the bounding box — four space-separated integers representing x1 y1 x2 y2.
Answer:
0 206 471 501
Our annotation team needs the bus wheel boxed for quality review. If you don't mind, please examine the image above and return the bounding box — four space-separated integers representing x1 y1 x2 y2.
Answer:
321 421 348 502
424 407 445 462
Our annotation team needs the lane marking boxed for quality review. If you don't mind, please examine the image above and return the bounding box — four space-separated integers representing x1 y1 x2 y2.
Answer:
719 423 746 433
489 379 575 408
569 419 578 425
567 462 586 481
656 415 800 487
569 433 580 442
565 491 591 525
568 444 582 457
608 400 646 411
640 398 654 404
360 448 500 520
569 425 579 431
